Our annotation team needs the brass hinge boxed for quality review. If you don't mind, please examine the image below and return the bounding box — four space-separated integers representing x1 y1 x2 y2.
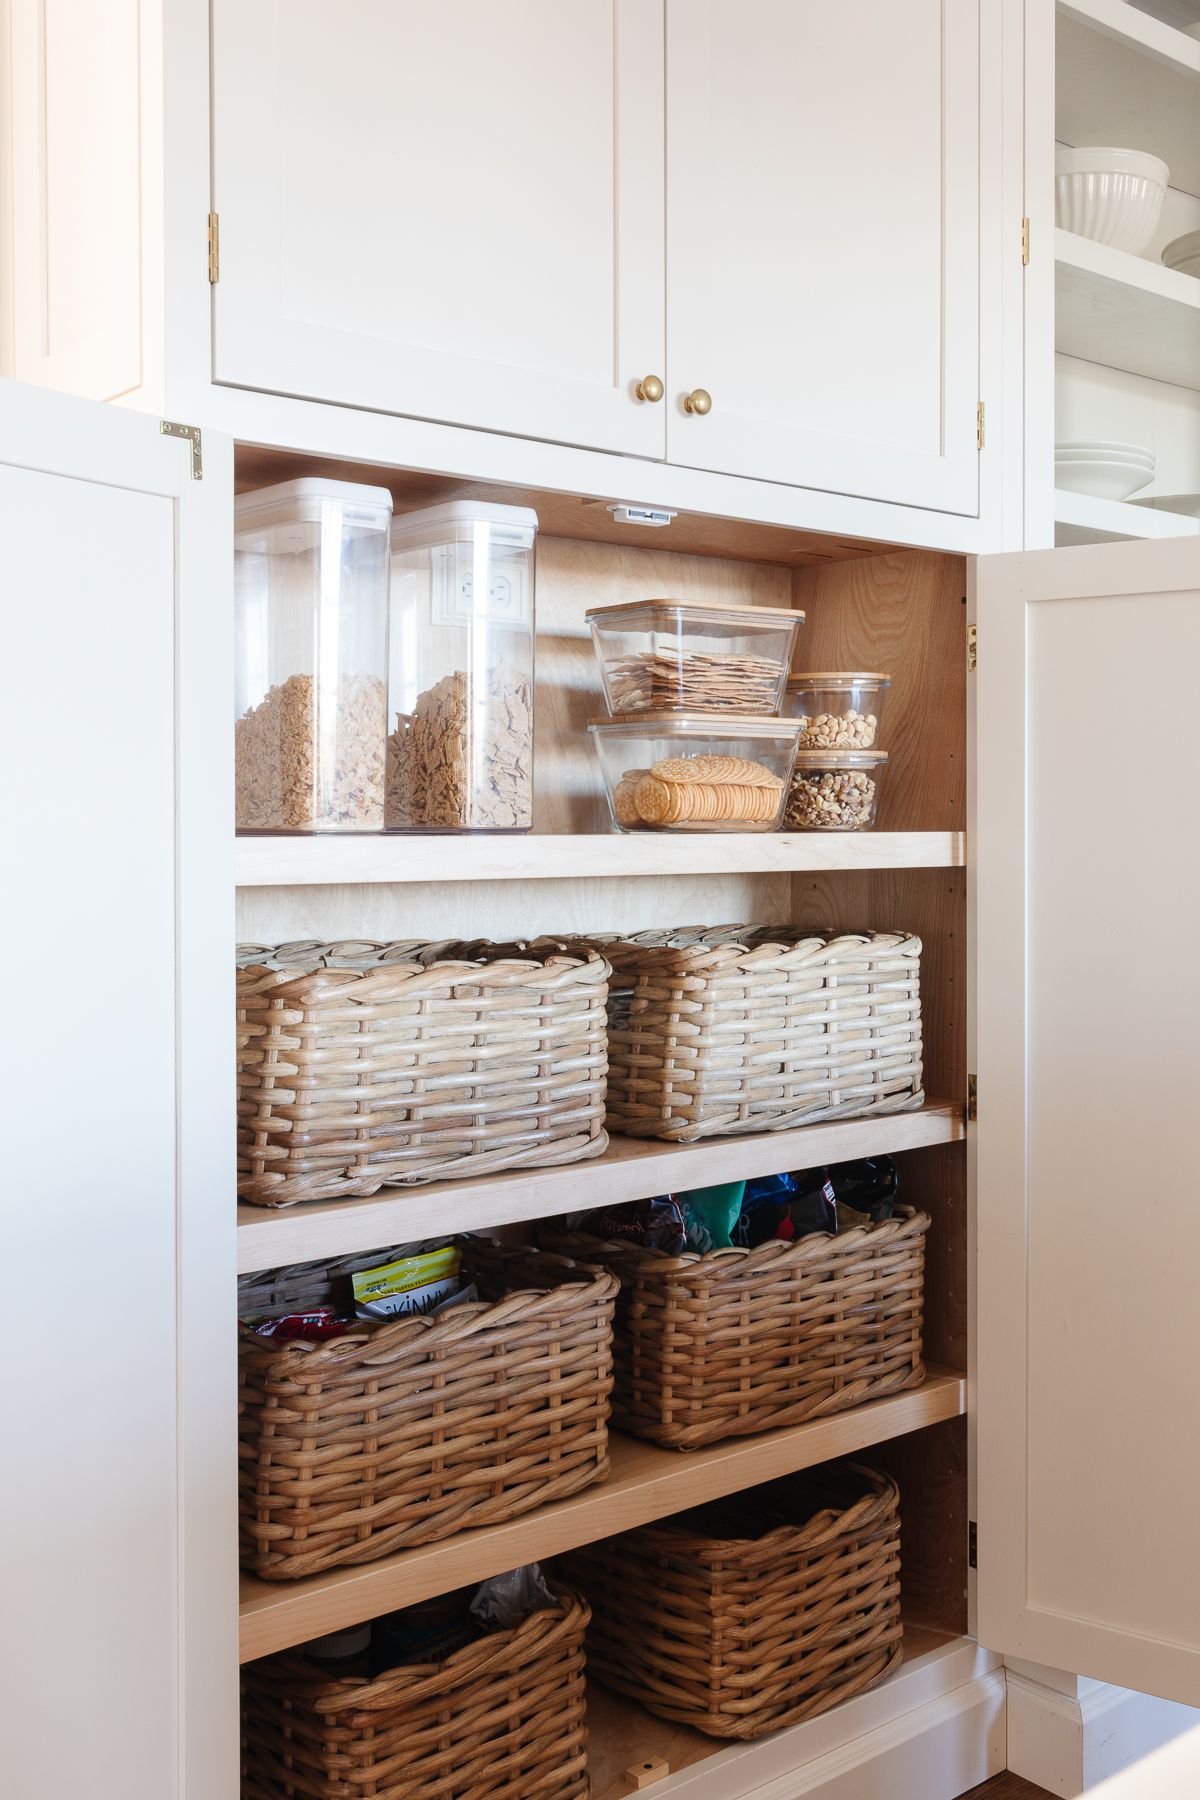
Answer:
976 400 986 451
160 419 203 480
1021 216 1030 265
208 211 220 283
967 1073 978 1120
967 623 977 673
968 1520 978 1569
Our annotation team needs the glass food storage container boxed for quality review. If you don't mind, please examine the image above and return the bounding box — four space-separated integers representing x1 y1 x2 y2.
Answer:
590 714 802 832
234 478 392 834
784 750 888 830
784 673 891 748
587 599 804 715
387 501 537 832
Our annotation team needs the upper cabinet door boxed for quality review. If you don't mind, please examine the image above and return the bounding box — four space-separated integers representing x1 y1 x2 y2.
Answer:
210 0 665 458
664 0 980 514
975 537 1200 1706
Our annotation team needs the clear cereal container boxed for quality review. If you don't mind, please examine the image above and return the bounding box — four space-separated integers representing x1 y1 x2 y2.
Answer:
589 714 802 832
785 673 891 748
785 750 888 831
587 599 804 715
387 501 537 832
235 479 392 834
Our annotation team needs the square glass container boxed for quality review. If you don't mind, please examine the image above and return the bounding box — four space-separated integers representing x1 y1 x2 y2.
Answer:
587 599 804 715
234 478 392 834
590 713 802 832
784 749 888 830
388 501 537 832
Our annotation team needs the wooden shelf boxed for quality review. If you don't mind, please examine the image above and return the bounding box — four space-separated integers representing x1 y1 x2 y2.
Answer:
234 830 966 888
238 1368 966 1662
1056 231 1200 391
1058 1 1200 198
237 1099 965 1273
1054 486 1200 543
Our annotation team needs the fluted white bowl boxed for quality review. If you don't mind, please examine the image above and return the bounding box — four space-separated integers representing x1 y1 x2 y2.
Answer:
1055 146 1169 255
1162 230 1200 280
1055 458 1157 502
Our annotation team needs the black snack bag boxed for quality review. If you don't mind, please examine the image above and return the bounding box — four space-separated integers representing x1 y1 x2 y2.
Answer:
826 1156 899 1225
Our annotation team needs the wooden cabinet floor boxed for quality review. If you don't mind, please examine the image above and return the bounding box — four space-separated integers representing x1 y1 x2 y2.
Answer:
963 1774 1055 1799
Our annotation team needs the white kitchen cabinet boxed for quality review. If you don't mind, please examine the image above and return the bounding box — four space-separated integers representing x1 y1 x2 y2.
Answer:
975 533 1200 1707
2 377 1199 1797
0 381 237 1799
664 0 982 514
209 0 666 459
0 1 1017 553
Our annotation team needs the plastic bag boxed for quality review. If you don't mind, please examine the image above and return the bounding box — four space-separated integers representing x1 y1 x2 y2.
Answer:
675 1180 745 1252
470 1564 558 1631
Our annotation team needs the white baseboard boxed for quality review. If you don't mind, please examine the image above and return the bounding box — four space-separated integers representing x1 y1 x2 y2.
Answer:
637 1638 1006 1800
1007 1661 1200 1796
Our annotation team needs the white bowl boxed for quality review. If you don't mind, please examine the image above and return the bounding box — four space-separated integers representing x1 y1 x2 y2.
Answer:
1055 453 1156 472
1162 230 1200 280
1056 444 1156 466
1056 440 1156 458
1055 146 1169 255
1055 459 1157 502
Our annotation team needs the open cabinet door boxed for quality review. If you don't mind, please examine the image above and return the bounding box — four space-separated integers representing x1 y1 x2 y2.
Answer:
974 536 1200 1706
0 382 236 1796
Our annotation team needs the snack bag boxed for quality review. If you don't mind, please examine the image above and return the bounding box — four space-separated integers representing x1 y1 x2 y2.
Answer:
351 1245 462 1319
470 1564 558 1631
675 1180 746 1252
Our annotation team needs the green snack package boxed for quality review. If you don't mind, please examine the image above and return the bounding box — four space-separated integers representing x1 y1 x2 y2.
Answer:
676 1180 746 1252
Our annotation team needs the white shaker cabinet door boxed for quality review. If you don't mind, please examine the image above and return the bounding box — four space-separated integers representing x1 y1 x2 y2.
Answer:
0 383 236 1796
210 0 666 458
975 536 1200 1706
665 0 980 513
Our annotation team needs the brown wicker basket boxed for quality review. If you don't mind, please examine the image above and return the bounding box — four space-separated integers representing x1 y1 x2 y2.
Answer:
596 926 923 1141
545 1209 929 1450
239 1240 618 1580
565 1463 901 1739
237 938 611 1205
241 1584 591 1799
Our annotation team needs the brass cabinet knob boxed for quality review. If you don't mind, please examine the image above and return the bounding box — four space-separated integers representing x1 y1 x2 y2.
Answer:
634 373 664 403
683 387 712 415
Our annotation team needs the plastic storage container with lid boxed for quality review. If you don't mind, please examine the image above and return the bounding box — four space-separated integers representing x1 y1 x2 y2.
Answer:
587 599 805 715
785 750 888 830
234 478 392 833
785 673 891 748
590 714 802 832
387 501 537 832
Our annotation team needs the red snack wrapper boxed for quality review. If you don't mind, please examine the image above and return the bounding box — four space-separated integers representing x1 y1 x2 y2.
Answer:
252 1307 354 1342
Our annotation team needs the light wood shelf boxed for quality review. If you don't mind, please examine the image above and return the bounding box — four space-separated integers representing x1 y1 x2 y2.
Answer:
237 1100 965 1273
1054 486 1200 543
238 1368 966 1663
234 830 966 888
1058 1 1200 198
1055 230 1200 392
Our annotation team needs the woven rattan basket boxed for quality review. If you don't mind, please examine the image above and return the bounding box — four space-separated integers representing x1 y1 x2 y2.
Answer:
237 938 611 1205
595 926 923 1141
565 1464 901 1739
239 1240 617 1580
546 1209 929 1449
241 1584 591 1799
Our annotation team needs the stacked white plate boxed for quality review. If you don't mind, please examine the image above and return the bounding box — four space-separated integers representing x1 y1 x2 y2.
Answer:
1162 229 1200 279
1055 441 1156 502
